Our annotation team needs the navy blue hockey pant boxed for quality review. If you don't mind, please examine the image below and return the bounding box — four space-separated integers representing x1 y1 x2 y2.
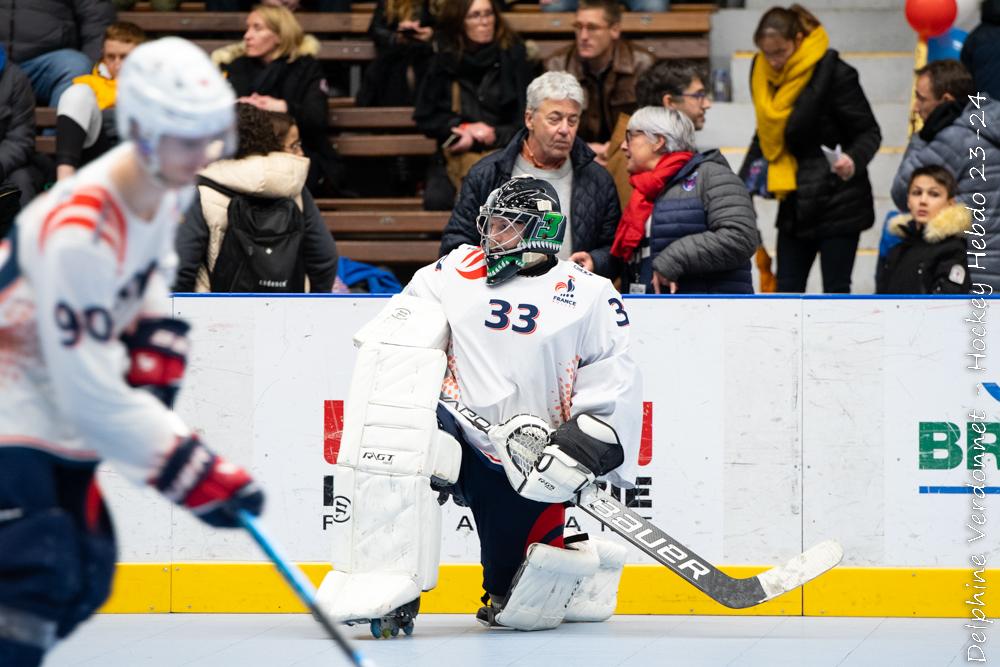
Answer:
0 448 117 667
436 406 565 601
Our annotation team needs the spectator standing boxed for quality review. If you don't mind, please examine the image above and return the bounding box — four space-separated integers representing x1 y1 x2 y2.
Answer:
614 107 756 294
440 71 622 280
890 59 1000 286
0 45 41 208
878 165 971 294
55 22 145 181
0 0 115 107
739 4 881 293
960 0 1000 102
217 4 343 194
414 0 537 203
174 104 338 293
544 0 653 161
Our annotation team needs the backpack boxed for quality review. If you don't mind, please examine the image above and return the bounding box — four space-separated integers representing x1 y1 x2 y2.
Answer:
198 176 306 293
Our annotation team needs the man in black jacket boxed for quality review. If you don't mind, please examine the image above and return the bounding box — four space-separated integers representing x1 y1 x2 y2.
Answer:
0 46 42 208
0 0 115 106
440 71 622 280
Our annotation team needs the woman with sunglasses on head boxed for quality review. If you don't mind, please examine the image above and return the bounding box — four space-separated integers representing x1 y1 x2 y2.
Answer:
738 4 881 293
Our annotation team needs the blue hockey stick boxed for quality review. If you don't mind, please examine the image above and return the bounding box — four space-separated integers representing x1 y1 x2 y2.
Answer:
238 510 376 667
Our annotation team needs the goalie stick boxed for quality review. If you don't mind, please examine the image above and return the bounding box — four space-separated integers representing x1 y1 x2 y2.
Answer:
440 396 844 609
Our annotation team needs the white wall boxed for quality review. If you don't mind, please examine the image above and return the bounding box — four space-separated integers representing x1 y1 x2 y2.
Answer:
99 295 999 570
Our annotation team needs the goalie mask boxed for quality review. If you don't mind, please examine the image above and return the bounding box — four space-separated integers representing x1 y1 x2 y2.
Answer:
476 176 566 286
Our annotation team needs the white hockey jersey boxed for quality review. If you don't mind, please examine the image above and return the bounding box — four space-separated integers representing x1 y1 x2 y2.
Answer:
0 143 191 483
406 245 643 487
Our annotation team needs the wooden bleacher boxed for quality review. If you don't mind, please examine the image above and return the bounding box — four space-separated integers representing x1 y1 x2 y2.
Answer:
324 210 448 264
117 9 713 64
35 5 714 272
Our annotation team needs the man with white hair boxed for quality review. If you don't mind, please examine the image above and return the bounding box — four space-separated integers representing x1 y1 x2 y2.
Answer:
440 71 623 280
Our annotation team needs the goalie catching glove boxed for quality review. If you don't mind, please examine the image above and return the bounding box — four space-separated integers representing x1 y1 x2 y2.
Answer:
489 414 625 503
150 435 265 528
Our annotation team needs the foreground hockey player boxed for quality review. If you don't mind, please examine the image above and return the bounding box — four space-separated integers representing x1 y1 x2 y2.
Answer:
317 176 642 635
0 38 264 666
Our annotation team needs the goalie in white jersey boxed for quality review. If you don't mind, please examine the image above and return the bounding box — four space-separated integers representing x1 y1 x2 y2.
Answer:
0 38 264 666
318 176 642 635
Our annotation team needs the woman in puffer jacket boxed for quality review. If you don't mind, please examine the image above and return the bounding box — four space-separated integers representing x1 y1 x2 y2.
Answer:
614 107 758 294
173 103 338 293
877 165 971 294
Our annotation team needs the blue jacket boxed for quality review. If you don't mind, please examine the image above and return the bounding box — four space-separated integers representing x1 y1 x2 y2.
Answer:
627 150 758 294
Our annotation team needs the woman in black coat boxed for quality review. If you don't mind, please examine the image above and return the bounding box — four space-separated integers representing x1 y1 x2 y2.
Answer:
220 4 342 194
357 0 437 107
739 4 881 293
414 0 536 161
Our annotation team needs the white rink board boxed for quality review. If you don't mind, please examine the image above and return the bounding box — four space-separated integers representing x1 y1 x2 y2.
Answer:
99 295 999 568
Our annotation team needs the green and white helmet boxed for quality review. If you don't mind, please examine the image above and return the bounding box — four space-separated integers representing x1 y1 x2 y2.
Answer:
476 176 566 286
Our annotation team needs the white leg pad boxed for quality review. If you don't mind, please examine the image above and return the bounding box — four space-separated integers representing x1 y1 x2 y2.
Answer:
564 538 628 622
495 541 600 631
318 467 444 622
315 571 421 625
317 296 457 623
352 293 450 350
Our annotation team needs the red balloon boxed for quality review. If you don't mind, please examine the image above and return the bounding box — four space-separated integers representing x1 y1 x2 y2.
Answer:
905 0 958 39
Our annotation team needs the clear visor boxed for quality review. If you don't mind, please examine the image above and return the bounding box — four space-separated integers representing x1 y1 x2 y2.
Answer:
159 123 236 160
477 207 533 255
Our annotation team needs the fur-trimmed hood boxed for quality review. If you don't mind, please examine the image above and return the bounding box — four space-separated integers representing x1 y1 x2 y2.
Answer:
889 204 971 243
212 33 321 67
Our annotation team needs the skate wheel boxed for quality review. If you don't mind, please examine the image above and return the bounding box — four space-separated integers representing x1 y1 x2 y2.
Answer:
370 619 382 639
402 622 415 636
381 626 392 639
390 626 400 637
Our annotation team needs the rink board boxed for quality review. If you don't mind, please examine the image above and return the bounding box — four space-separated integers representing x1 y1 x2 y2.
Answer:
95 295 998 617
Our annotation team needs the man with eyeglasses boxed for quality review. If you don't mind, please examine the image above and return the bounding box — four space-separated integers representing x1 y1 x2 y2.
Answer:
604 60 714 209
543 0 653 165
635 59 713 131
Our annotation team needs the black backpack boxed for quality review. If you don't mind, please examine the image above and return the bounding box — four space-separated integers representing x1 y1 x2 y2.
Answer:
198 176 306 293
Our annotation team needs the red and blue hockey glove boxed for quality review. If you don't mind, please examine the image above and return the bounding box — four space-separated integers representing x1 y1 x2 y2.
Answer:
120 317 190 408
151 436 265 528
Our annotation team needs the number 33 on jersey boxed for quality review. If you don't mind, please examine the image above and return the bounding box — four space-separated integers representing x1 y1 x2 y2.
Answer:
405 245 642 489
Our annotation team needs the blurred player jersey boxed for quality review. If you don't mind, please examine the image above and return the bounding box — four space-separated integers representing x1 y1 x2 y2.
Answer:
0 143 192 483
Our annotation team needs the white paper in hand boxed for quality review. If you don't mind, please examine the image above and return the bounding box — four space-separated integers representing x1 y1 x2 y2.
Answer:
821 144 842 171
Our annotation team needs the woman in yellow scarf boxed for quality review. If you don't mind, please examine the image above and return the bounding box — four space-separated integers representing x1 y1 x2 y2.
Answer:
739 4 881 293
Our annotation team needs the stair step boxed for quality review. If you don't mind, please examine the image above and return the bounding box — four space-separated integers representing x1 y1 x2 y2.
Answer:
711 8 918 72
698 102 911 150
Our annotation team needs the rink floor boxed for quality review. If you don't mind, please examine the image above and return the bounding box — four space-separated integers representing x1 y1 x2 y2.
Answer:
46 613 970 666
